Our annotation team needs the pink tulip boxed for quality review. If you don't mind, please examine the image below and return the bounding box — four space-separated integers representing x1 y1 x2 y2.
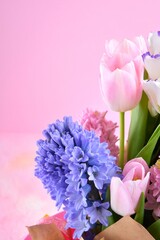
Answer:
110 158 150 216
100 37 146 112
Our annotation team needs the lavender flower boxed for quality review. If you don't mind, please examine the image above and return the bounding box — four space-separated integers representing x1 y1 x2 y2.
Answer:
35 116 120 239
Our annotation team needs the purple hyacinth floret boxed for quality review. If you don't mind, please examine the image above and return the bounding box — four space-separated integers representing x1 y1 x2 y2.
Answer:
35 116 121 239
86 201 112 226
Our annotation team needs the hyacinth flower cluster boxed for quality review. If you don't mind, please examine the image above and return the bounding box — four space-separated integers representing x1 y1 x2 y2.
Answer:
35 116 121 239
80 109 119 159
146 159 160 218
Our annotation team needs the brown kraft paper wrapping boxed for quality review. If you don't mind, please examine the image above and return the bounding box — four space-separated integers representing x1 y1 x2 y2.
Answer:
94 216 155 240
27 222 65 240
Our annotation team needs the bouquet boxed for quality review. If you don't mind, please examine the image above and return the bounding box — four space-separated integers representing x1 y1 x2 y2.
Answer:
25 31 160 240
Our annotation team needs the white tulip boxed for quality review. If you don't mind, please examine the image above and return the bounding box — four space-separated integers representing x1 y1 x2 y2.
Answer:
143 79 160 116
143 53 160 80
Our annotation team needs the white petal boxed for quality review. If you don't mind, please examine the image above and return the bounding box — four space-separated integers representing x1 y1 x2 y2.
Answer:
148 101 158 116
143 80 160 114
144 56 160 80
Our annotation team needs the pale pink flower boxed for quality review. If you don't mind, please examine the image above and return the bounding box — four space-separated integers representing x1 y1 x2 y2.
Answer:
146 160 160 218
110 158 150 216
80 109 119 158
100 36 146 112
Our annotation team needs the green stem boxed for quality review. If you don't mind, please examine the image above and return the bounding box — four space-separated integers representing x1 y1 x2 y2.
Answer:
119 112 125 169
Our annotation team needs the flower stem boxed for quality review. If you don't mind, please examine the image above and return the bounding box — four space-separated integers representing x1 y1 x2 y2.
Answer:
119 112 125 169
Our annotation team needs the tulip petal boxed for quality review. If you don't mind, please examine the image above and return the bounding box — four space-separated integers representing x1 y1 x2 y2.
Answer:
124 172 150 210
123 166 141 182
100 65 142 112
133 56 144 86
148 101 158 117
144 55 160 80
143 80 160 114
110 177 135 216
134 36 148 53
124 180 144 210
139 172 150 195
123 158 149 179
24 235 32 240
100 36 144 112
116 39 140 59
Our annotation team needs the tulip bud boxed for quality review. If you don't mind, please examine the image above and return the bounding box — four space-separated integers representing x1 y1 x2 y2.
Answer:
100 37 146 112
110 158 150 216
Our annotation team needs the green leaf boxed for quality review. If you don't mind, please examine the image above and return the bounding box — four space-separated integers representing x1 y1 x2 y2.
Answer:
136 123 160 165
145 112 160 145
127 92 148 160
134 192 145 224
147 219 160 240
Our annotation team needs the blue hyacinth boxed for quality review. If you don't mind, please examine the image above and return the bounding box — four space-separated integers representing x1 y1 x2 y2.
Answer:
35 116 121 239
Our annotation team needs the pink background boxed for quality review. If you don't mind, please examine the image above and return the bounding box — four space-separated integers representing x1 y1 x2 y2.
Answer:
1 0 160 239
1 0 160 134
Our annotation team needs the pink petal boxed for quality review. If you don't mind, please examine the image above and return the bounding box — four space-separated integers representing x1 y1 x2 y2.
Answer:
133 55 144 86
134 36 147 53
116 39 139 59
110 177 135 216
139 172 150 194
153 207 160 218
124 180 143 210
122 167 137 182
100 66 141 112
123 163 145 181
124 172 150 210
24 235 32 240
123 158 149 177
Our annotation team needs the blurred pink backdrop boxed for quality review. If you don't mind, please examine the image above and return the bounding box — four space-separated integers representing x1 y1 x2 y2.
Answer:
1 1 160 239
1 0 160 134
